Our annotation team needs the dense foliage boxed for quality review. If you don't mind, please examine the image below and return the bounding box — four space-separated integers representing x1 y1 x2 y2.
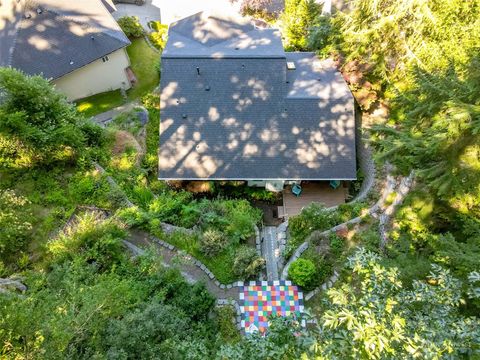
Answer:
223 249 480 359
281 0 320 50
233 246 266 280
148 21 168 50
287 258 316 288
0 68 104 168
287 202 366 254
0 214 224 359
117 16 145 38
318 249 480 358
0 190 32 264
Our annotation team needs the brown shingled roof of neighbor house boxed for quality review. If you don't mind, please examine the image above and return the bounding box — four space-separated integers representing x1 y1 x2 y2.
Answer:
160 11 356 181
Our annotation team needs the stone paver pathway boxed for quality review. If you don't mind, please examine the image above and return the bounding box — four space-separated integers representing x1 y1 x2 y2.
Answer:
262 226 280 281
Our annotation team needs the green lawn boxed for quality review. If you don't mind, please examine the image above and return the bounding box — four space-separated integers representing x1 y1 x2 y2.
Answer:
76 90 124 118
126 37 160 100
76 37 159 117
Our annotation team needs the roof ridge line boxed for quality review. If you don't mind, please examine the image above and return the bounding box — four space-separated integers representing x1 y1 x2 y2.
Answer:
33 4 128 45
209 26 279 49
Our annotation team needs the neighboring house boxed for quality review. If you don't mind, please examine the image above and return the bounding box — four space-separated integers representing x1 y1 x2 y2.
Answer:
0 0 132 101
159 11 355 191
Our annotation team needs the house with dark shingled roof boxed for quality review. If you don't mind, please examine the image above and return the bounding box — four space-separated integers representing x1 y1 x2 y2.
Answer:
0 0 131 100
159 11 356 191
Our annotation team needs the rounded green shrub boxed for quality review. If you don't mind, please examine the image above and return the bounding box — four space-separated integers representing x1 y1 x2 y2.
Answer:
200 228 228 256
288 258 316 288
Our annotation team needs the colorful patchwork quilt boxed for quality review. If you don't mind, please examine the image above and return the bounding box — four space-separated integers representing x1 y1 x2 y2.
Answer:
239 280 304 334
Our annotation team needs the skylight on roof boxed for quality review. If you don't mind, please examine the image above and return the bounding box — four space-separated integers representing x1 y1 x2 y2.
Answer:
286 62 296 70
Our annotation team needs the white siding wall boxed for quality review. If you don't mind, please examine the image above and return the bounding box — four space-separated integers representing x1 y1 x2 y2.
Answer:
52 48 131 101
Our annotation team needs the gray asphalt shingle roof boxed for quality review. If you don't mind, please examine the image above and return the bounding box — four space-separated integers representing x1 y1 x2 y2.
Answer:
160 12 356 181
163 12 284 59
1 0 130 80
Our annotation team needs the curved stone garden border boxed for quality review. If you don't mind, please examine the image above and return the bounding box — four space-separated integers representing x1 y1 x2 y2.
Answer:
304 270 339 301
281 169 415 302
96 161 265 294
147 232 244 289
276 135 377 272
281 169 398 280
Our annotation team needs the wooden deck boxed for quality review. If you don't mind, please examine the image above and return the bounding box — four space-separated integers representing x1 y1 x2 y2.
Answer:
279 182 347 218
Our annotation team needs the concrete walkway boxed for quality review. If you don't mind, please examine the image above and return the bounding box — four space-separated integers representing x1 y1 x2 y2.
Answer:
262 226 280 281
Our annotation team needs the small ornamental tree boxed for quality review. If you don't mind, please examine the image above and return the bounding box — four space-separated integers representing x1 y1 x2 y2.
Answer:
281 0 320 50
288 258 316 288
148 22 168 50
233 246 265 280
117 16 145 38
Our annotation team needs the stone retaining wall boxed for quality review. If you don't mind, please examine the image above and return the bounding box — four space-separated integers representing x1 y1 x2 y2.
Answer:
280 170 398 280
